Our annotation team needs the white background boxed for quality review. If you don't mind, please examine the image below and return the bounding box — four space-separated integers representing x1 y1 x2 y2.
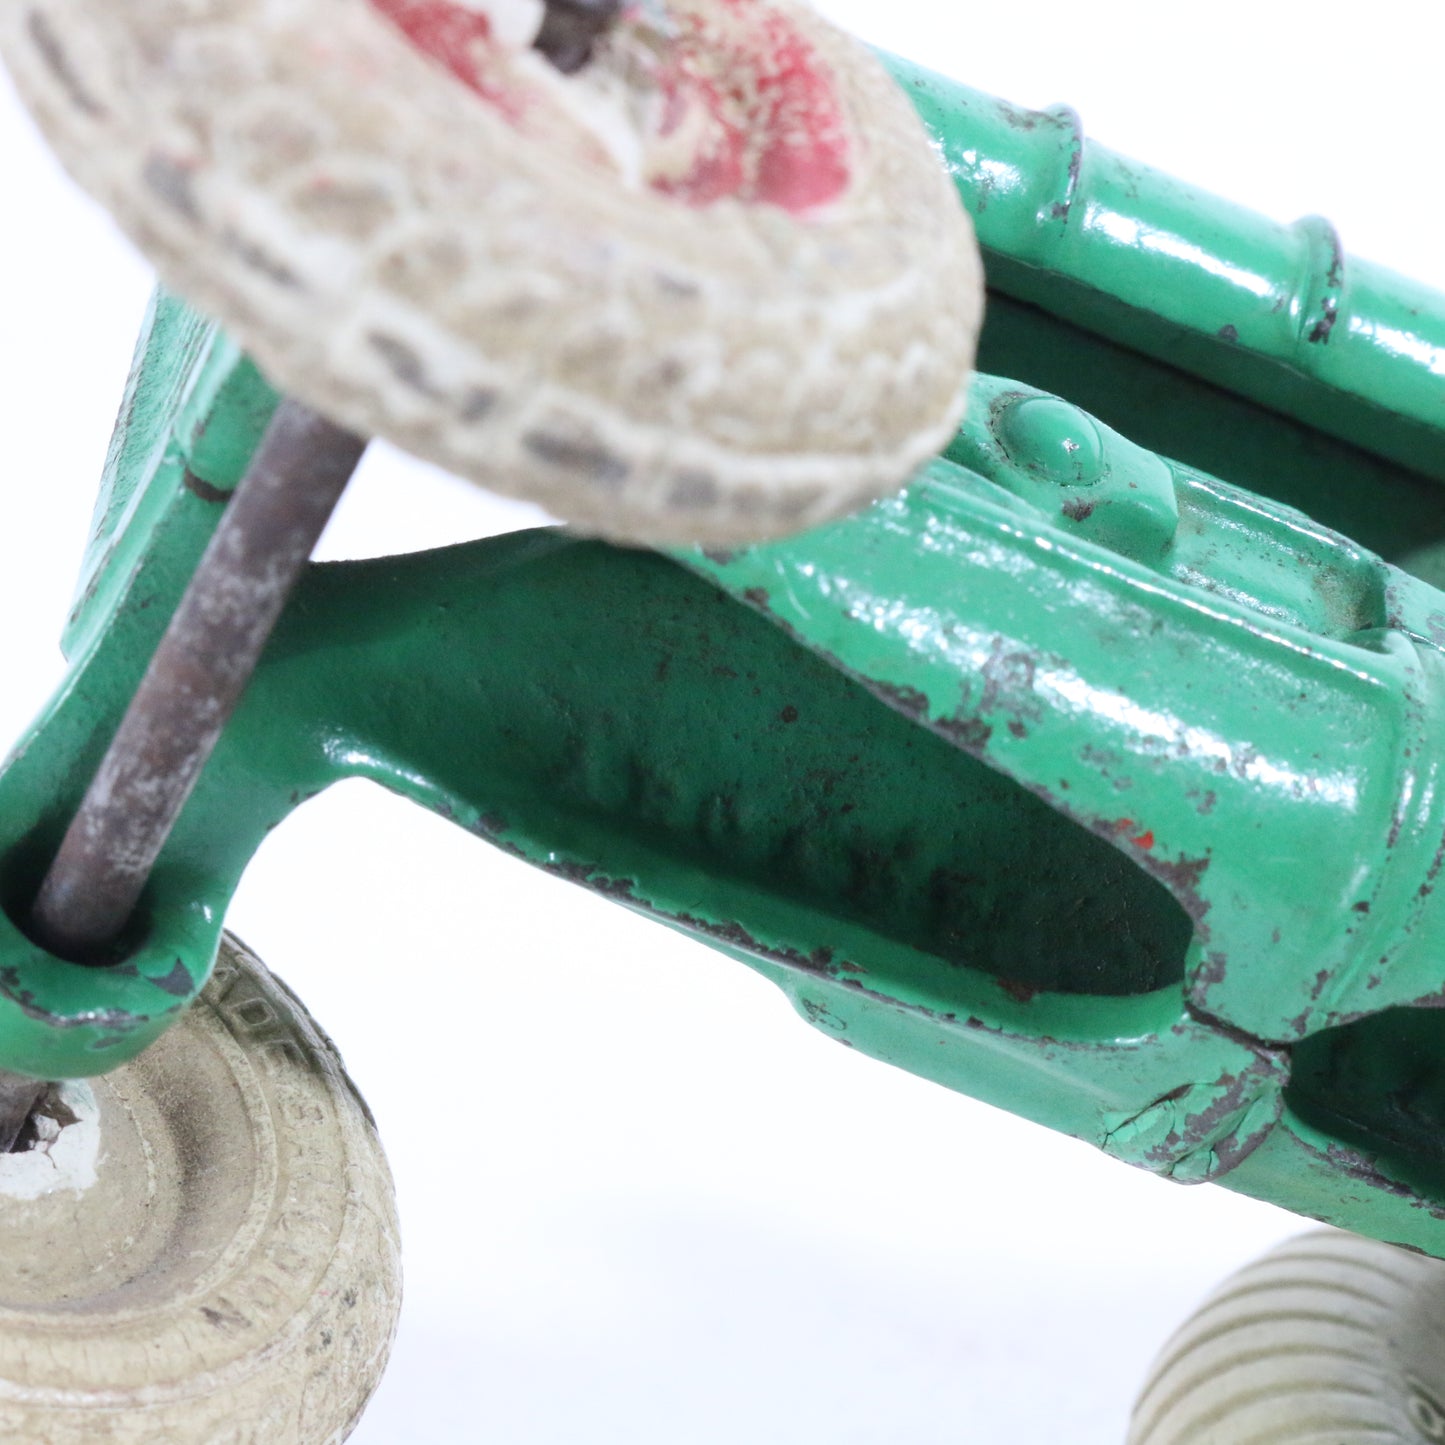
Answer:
0 3 1433 1440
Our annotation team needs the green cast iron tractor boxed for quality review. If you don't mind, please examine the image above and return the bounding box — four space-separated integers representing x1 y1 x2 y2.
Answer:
1 2 1444 1439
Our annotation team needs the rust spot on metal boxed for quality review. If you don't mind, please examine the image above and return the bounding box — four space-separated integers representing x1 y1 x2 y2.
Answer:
798 997 847 1033
867 679 930 720
1150 850 1213 927
1194 951 1228 989
548 860 638 901
1300 217 1346 345
1418 828 1445 905
0 967 147 1033
1038 106 1083 222
1317 1141 1436 1209
1120 1065 1285 1181
779 705 799 724
998 978 1038 1004
975 638 1043 737
936 715 993 752
1061 497 1095 522
1184 1000 1288 1063
1307 305 1339 344
1079 746 1125 786
994 101 1041 132
1384 1238 1431 1257
664 912 839 976
1206 1101 1280 1175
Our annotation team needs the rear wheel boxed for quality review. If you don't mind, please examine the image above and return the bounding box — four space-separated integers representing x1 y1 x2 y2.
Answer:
0 933 400 1444
1130 1229 1445 1444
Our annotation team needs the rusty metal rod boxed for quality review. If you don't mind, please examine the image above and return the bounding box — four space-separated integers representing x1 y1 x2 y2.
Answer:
31 399 367 962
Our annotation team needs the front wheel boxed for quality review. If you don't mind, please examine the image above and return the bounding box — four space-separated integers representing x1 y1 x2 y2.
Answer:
0 933 400 1444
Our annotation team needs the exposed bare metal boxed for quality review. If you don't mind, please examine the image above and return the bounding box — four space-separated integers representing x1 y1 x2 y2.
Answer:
30 402 365 961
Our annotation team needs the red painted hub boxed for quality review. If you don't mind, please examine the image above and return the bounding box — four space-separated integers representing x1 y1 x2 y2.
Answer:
369 0 852 213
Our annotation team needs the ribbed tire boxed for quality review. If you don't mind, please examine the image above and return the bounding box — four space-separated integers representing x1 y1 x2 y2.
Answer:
1129 1229 1445 1444
0 933 401 1444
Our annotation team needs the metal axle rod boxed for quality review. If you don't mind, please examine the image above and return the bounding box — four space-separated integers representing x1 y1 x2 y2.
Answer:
30 399 366 963
17 0 617 1009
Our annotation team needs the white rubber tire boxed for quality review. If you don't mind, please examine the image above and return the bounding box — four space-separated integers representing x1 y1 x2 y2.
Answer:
0 933 400 1444
0 0 981 545
1129 1229 1445 1445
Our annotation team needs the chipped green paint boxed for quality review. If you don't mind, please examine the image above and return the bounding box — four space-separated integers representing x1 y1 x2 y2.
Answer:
683 416 1432 1047
1101 1073 1285 1186
6 58 1445 1258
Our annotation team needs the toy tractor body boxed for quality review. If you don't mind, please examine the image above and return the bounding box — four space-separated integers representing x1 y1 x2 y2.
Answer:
4 28 1445 1441
4 54 1445 1256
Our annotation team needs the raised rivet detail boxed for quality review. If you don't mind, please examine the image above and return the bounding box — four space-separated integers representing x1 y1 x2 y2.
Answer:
995 394 1105 487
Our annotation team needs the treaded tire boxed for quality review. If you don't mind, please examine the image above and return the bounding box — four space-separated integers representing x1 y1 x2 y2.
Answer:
0 0 982 545
1129 1229 1445 1445
0 933 400 1444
